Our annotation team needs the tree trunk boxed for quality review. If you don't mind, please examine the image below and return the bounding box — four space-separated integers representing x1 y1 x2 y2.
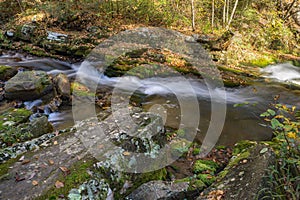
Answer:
191 0 195 31
212 0 215 29
223 0 227 26
227 0 239 29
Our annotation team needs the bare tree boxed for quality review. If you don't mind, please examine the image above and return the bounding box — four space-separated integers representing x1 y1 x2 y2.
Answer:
212 0 215 29
227 0 239 29
191 0 195 31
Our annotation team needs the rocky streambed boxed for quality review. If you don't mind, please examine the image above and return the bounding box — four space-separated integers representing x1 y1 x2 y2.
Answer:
0 27 300 199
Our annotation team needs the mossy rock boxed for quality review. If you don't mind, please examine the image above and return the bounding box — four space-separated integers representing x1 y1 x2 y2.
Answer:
0 65 17 81
193 159 219 174
4 70 54 101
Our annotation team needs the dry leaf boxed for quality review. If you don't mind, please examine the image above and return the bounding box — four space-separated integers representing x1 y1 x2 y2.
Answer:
123 151 130 156
21 159 30 165
32 180 38 186
48 159 55 165
53 141 58 145
55 180 64 188
59 166 70 175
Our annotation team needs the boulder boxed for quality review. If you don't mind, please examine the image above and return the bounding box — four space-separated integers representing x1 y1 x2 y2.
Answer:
4 71 54 101
0 65 18 81
197 144 276 200
53 73 71 100
126 180 190 200
27 116 53 138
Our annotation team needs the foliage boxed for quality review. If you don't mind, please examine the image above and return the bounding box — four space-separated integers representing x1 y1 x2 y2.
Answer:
260 103 300 199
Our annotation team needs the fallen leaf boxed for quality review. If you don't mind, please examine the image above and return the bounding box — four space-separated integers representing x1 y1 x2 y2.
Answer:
19 155 25 162
28 172 36 180
32 180 38 186
55 180 64 188
21 159 30 165
15 173 25 182
123 151 130 156
59 166 70 175
53 141 58 145
48 159 55 165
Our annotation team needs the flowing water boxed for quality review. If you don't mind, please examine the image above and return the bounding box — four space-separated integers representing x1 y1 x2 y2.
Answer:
1 52 300 145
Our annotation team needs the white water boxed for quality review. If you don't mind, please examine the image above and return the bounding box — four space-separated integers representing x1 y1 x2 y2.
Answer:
261 62 300 86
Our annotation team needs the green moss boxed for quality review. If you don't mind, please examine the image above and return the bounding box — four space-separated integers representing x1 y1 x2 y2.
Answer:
197 174 216 186
193 160 219 174
0 155 21 180
36 158 96 200
233 140 257 155
170 138 191 157
0 108 32 131
71 82 94 97
188 179 206 191
0 65 12 74
248 56 276 67
192 148 200 156
228 151 250 168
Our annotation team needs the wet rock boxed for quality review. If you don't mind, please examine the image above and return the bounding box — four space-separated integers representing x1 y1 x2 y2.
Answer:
53 73 71 100
126 180 191 200
4 71 54 101
0 65 18 81
198 144 276 200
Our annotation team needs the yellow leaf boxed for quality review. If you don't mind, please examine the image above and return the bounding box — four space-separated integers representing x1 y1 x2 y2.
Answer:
287 132 296 139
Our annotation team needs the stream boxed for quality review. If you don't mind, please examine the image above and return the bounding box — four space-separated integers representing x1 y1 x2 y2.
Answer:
1 52 300 145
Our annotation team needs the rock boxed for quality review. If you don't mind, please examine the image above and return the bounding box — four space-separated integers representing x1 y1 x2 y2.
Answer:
198 144 276 200
27 116 53 138
126 180 191 200
47 31 68 42
4 71 54 101
18 24 37 41
0 65 18 81
53 73 71 100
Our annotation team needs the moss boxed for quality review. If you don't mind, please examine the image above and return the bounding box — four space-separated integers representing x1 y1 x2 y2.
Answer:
0 155 21 180
170 138 191 158
188 179 206 191
193 160 219 174
233 140 257 155
248 56 276 67
0 65 12 74
228 151 251 168
197 174 216 186
71 82 94 97
0 108 32 131
36 158 96 200
192 148 200 156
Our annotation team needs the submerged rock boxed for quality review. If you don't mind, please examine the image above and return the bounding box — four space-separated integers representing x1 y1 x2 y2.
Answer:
4 71 54 101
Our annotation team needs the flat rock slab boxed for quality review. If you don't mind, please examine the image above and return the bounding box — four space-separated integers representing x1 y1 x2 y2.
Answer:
0 110 165 199
198 144 275 200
